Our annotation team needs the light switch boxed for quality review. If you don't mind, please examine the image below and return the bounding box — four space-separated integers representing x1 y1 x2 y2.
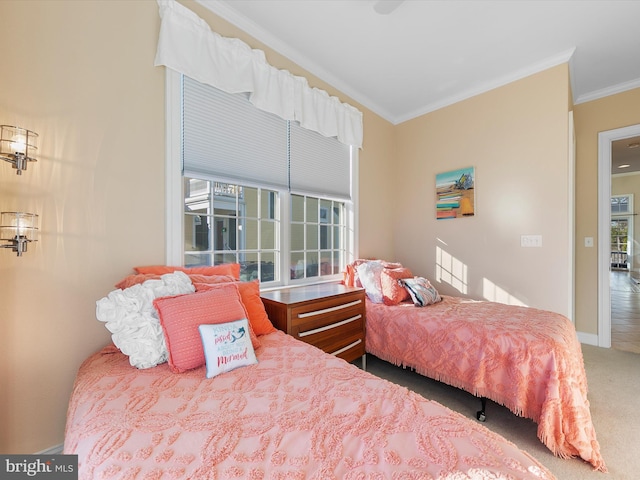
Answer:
585 237 594 247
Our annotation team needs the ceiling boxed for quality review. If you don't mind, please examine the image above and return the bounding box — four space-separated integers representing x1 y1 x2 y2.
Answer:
199 0 640 126
197 0 640 171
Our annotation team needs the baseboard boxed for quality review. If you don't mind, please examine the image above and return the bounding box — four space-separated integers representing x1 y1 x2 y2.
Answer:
35 443 64 455
577 331 599 346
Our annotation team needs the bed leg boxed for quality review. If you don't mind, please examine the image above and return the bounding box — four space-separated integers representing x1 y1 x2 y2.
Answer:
476 397 487 422
361 354 367 371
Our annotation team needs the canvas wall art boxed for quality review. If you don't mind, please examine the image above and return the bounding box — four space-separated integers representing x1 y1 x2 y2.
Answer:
435 167 475 219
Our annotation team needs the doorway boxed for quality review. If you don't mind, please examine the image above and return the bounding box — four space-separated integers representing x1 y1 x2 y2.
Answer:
610 195 633 271
598 124 640 350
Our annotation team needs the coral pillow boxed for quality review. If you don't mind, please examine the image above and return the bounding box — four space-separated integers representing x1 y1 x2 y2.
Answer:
199 319 258 378
134 263 241 280
114 273 162 289
116 273 237 290
197 280 277 336
188 274 237 285
154 283 260 373
381 267 413 305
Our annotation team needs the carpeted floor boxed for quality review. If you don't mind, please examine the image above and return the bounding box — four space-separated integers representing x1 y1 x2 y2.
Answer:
357 344 640 479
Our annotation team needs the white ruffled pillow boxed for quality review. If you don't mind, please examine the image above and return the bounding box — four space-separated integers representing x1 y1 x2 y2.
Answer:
96 271 195 369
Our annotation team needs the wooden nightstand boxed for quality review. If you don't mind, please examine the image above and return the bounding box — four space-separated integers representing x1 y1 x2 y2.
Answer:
260 283 366 368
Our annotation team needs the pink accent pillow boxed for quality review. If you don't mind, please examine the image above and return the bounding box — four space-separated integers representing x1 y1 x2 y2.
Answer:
154 283 260 373
134 263 241 280
381 267 413 305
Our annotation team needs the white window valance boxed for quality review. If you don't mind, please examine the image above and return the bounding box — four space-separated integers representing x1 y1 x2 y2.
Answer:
154 0 363 149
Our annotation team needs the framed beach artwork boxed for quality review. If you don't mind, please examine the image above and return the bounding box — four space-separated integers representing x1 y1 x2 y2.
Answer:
435 167 475 219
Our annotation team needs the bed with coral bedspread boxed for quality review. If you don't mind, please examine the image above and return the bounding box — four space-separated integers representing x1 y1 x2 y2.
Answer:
64 330 556 479
365 295 605 472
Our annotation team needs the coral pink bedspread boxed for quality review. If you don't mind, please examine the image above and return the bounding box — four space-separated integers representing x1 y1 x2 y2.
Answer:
365 296 605 471
65 330 555 479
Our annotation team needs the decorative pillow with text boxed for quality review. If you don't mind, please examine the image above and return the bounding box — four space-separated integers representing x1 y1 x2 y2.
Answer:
199 319 258 378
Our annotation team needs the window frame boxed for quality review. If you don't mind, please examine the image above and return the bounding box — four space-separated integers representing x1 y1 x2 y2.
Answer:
163 69 359 287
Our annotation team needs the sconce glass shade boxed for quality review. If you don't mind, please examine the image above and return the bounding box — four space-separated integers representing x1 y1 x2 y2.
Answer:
0 211 39 256
0 125 38 175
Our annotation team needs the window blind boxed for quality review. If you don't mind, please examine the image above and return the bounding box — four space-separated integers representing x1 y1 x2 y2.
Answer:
182 76 288 189
289 121 351 200
182 76 351 199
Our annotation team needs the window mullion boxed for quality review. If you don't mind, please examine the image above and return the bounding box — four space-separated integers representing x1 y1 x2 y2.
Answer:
280 190 291 286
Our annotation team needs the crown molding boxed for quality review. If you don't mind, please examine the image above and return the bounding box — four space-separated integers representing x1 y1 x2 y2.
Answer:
574 76 640 105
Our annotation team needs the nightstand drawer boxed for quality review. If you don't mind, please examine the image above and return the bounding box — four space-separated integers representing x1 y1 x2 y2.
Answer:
293 312 364 354
260 283 366 364
291 294 363 326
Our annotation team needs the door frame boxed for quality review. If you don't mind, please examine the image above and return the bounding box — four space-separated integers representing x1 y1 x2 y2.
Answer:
598 124 640 348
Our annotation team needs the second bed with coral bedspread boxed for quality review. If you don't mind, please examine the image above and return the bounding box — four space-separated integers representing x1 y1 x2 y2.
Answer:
365 295 606 471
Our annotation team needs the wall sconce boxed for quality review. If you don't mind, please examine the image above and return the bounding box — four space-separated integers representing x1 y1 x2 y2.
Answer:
0 212 39 256
0 125 38 175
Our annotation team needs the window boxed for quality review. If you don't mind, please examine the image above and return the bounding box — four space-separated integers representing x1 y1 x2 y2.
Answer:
184 178 279 282
611 218 629 253
290 194 346 280
166 72 357 286
611 195 630 214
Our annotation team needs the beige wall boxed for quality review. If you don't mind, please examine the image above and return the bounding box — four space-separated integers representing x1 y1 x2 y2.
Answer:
395 65 571 314
0 0 395 454
0 0 166 453
574 88 640 334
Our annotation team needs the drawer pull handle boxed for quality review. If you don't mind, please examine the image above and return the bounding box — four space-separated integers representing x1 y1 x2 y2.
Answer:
330 339 362 357
297 299 362 318
298 314 361 338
